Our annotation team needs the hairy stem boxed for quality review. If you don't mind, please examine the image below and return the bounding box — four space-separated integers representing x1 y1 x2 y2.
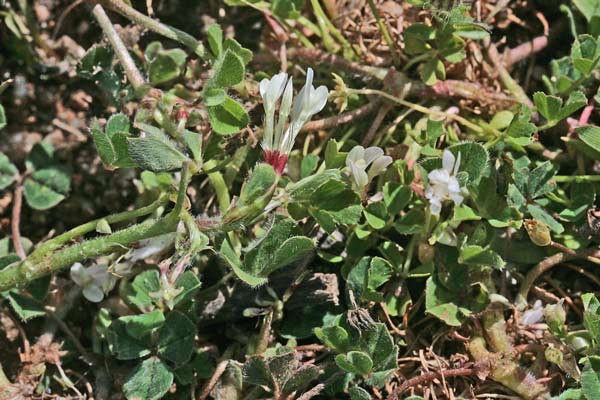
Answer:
0 165 193 293
92 4 148 95
11 185 26 260
28 195 169 263
467 337 548 400
100 0 205 57
516 248 600 309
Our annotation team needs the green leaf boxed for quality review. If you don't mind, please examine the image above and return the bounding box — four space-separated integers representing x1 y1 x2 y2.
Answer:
239 164 276 206
124 269 161 310
364 202 388 230
420 57 445 86
335 351 373 375
220 239 267 287
301 154 319 178
383 183 412 214
281 364 320 395
576 125 600 159
203 87 227 106
271 0 305 19
572 35 600 75
572 0 600 22
527 204 564 234
5 292 45 321
207 24 223 57
127 136 189 172
452 204 481 222
123 357 174 400
207 96 249 135
582 293 600 342
315 325 350 353
173 271 202 307
107 320 151 360
223 38 253 65
211 49 244 88
0 152 17 189
157 311 196 365
244 218 314 277
582 356 600 400
145 42 187 85
24 167 71 210
425 277 464 326
120 309 165 338
349 386 372 400
534 91 587 126
447 142 489 183
394 209 425 235
459 245 505 269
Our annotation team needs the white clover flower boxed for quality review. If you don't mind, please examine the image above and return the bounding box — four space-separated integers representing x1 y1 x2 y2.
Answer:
520 299 544 326
260 68 328 174
70 262 117 303
346 145 393 193
126 233 176 262
425 149 464 215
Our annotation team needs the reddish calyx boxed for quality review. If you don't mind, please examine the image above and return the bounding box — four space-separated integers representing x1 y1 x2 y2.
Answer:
263 149 288 175
177 108 189 121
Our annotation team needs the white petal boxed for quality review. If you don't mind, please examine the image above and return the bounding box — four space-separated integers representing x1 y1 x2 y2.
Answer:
274 77 294 145
127 233 176 262
347 146 365 167
520 308 544 326
428 169 450 184
308 85 328 116
429 199 442 215
425 185 434 200
453 151 462 175
259 78 270 102
447 177 461 192
364 147 384 166
449 192 464 205
350 161 368 189
368 156 392 181
442 150 456 173
70 263 87 286
83 285 105 303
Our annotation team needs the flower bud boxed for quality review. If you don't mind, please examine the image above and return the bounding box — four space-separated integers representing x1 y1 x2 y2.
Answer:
544 300 566 336
524 219 552 247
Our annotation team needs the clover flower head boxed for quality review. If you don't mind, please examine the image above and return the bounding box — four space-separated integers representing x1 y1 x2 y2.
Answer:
425 149 464 215
70 262 117 303
260 68 328 175
346 145 392 193
520 299 544 326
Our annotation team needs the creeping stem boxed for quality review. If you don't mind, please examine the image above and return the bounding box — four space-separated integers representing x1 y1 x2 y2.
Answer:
0 165 193 293
99 0 205 57
92 4 148 95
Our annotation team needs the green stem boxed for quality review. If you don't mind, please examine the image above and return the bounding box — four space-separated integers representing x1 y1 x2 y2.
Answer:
310 0 355 58
0 164 194 293
100 0 205 57
92 4 149 96
0 217 178 292
554 175 600 183
349 88 503 138
516 248 600 310
204 160 231 213
29 195 169 263
366 0 400 65
309 0 338 53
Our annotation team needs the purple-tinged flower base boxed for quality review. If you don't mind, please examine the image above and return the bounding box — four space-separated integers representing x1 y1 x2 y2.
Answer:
263 149 289 175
